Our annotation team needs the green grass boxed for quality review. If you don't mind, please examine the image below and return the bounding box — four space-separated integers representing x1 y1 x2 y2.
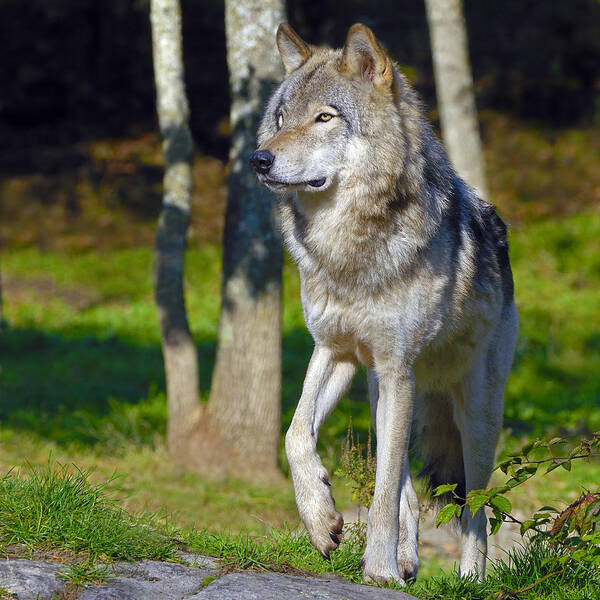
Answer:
507 212 600 435
57 562 111 586
2 464 598 598
0 435 300 536
2 212 598 447
0 463 176 562
411 542 600 600
1 207 599 591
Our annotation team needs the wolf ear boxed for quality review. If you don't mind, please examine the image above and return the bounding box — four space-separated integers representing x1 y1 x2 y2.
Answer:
277 24 312 74
340 23 393 87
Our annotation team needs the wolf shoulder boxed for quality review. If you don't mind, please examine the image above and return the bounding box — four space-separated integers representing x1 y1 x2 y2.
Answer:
455 178 515 309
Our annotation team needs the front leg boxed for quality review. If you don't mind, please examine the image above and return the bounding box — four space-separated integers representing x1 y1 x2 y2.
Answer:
363 366 415 585
285 346 357 558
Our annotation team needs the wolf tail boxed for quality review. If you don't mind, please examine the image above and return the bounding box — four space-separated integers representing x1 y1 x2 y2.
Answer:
415 392 465 505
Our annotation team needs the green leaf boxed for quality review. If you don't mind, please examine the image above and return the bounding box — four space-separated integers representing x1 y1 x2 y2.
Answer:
548 437 567 446
489 518 502 535
433 483 458 497
545 462 561 474
560 460 572 471
505 477 522 489
520 519 536 535
521 440 538 456
521 464 538 475
436 503 461 527
467 494 489 517
490 495 512 514
492 507 505 522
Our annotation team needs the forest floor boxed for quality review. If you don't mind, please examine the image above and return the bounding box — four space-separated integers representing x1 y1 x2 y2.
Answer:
1 110 600 596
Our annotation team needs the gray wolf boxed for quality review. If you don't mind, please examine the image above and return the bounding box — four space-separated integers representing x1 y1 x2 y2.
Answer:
250 22 518 585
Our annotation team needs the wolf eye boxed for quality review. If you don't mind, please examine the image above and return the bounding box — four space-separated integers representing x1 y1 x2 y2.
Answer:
277 113 284 129
316 113 334 123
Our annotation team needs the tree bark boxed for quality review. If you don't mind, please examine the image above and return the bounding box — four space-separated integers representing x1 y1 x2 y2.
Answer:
202 0 285 480
150 0 200 458
425 0 489 199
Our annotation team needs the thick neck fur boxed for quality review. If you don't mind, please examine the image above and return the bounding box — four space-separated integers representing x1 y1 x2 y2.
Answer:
279 107 457 297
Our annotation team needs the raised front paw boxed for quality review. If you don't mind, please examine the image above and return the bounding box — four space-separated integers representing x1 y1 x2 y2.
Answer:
298 473 344 559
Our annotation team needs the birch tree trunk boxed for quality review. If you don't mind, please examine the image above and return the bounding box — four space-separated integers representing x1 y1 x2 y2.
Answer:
425 0 489 198
201 0 285 479
150 0 200 458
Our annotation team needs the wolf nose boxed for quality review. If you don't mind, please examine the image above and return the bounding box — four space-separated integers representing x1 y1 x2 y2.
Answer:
249 149 274 174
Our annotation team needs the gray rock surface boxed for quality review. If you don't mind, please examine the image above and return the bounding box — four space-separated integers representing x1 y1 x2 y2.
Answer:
0 557 419 600
78 560 216 600
0 559 65 600
176 552 219 569
192 571 417 600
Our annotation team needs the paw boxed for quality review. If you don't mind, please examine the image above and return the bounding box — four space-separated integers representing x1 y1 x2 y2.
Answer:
397 556 419 582
397 541 419 581
298 474 344 559
361 548 404 586
307 509 344 559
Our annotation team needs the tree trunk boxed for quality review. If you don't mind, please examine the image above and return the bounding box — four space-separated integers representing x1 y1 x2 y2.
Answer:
150 0 200 458
201 0 285 480
425 0 489 198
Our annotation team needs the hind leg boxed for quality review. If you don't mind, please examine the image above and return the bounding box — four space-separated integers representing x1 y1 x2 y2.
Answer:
453 365 502 580
454 304 518 580
366 369 418 583
455 308 518 579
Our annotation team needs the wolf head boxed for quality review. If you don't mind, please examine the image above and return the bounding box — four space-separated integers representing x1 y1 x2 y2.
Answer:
250 23 423 197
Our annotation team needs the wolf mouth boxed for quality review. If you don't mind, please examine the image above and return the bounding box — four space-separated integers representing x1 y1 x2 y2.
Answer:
264 177 326 188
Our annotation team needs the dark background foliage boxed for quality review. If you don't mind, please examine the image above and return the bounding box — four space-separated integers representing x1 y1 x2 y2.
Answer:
1 0 598 168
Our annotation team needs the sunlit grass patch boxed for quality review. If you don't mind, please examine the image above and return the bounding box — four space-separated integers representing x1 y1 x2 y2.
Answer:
410 541 600 600
0 463 176 562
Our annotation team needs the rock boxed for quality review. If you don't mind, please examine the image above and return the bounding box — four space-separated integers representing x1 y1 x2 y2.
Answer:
0 559 65 600
176 552 220 569
77 560 216 600
0 558 419 600
192 571 418 600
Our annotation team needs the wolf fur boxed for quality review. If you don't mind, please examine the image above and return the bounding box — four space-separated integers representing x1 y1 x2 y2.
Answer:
250 22 518 585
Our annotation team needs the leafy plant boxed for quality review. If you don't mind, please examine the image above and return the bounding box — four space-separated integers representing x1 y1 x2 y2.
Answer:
334 421 376 520
434 432 600 597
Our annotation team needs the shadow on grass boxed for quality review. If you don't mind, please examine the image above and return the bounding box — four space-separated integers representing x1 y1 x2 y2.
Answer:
0 324 372 450
2 319 598 450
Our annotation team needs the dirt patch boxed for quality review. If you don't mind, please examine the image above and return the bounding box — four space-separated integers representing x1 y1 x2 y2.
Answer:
3 276 100 310
0 133 226 251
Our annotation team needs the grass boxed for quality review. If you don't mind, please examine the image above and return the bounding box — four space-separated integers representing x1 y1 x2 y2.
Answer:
1 212 599 594
2 464 598 598
1 113 599 594
0 435 299 536
0 463 176 563
412 542 600 600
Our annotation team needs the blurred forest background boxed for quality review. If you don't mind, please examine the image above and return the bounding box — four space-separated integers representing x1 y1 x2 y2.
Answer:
1 0 600 574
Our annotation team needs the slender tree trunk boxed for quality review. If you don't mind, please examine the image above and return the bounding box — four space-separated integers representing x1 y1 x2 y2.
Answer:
202 0 285 479
150 0 200 458
425 0 489 198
